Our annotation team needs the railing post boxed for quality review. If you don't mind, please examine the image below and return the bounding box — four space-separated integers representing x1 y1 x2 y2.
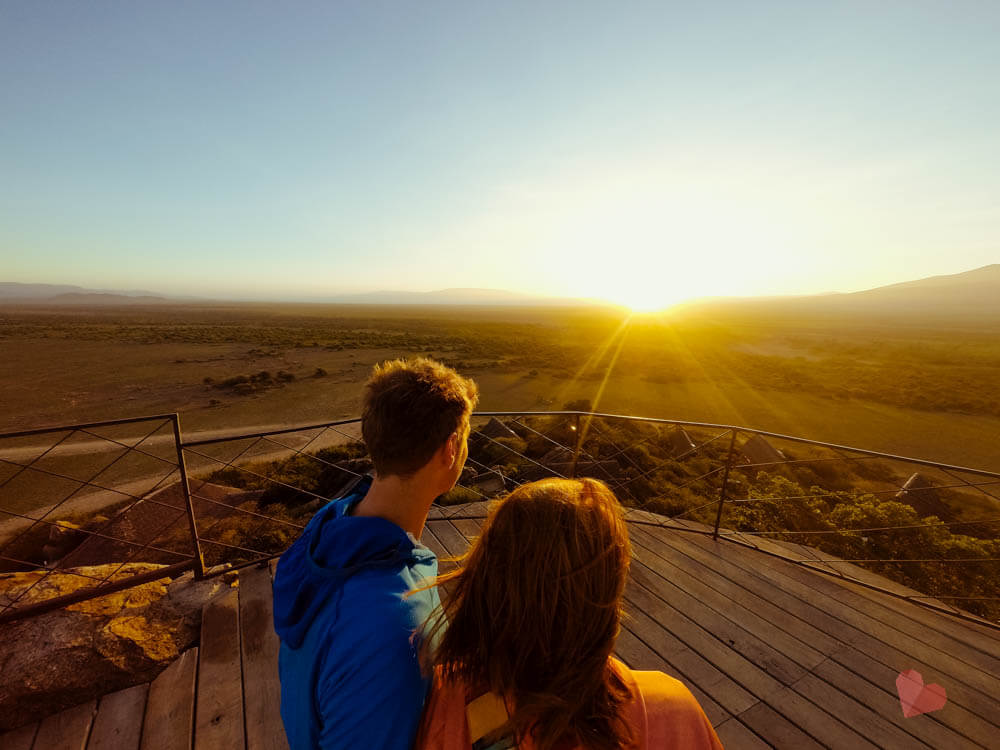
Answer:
569 413 583 479
713 429 739 541
171 413 206 579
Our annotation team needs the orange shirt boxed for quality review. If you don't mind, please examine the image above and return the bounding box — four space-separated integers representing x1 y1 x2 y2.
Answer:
415 658 725 750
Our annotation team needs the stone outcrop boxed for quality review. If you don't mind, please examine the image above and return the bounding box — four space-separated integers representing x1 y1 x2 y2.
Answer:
0 563 232 731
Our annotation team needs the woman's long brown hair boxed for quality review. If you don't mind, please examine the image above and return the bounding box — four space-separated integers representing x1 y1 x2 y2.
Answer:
419 477 636 750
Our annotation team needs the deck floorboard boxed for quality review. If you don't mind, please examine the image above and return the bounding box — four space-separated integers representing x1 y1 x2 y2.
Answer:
640 524 998 748
139 646 197 750
31 700 95 750
8 505 999 749
194 587 244 750
0 722 38 750
240 564 289 750
87 684 147 750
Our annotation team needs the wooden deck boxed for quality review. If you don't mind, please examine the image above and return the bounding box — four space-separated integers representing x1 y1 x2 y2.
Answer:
4 505 999 749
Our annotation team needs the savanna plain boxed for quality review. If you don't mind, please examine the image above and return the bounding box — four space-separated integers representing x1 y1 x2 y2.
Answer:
2 301 998 471
2 300 999 620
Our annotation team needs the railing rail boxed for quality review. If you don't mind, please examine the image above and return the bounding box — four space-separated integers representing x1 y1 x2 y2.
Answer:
1 410 998 628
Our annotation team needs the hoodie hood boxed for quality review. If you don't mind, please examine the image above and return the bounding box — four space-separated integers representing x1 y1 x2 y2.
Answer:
272 475 435 648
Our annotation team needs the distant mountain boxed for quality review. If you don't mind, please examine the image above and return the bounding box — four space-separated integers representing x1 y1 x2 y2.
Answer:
318 287 591 306
0 282 591 307
0 282 91 300
0 282 173 304
45 292 176 305
677 264 1000 322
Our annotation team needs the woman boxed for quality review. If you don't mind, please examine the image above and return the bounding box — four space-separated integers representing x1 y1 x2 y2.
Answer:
414 477 724 750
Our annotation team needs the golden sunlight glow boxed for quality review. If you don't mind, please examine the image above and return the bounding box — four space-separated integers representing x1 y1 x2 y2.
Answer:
526 165 816 307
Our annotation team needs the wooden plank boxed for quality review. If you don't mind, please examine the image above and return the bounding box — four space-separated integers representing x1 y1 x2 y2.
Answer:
0 722 37 750
419 524 449 561
614 625 730 728
790 672 934 750
140 647 198 750
630 560 807 687
240 564 290 750
450 518 481 544
712 717 772 750
87 684 148 750
813 654 982 750
633 531 989 744
623 581 763 716
419 524 458 602
735 701 825 750
717 523 984 625
633 528 961 748
822 571 1000 660
195 587 244 750
628 527 828 676
648 524 1000 715
439 500 490 518
425 520 470 557
649 527 997 747
630 525 847 656
32 700 97 750
745 550 1000 736
625 562 882 748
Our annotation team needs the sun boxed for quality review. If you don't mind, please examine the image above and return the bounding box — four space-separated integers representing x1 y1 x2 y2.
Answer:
622 295 670 313
596 279 688 313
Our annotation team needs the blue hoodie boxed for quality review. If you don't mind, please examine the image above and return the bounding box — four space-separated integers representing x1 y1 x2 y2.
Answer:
272 476 441 750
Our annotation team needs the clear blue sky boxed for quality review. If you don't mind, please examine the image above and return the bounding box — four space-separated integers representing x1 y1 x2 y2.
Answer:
2 1 998 306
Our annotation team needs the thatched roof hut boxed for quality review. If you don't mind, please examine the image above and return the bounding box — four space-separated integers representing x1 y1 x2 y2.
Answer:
740 434 786 466
896 473 952 520
666 428 697 457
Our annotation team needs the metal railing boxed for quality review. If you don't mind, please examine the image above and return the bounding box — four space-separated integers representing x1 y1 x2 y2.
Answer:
1 410 998 628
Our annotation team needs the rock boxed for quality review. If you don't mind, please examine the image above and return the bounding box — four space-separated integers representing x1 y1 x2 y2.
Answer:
477 418 519 440
0 563 229 731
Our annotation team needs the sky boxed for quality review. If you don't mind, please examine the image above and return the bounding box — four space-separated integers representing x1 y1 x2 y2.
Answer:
2 1 999 309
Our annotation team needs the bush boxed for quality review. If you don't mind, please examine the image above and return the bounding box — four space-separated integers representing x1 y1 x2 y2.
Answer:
437 485 483 506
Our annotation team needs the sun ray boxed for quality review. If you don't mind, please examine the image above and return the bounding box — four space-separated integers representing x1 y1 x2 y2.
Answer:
554 314 633 406
576 319 633 451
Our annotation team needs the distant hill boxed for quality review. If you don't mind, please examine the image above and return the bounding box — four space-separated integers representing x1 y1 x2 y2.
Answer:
0 282 588 307
0 282 173 304
318 287 590 306
45 292 176 305
676 264 1000 323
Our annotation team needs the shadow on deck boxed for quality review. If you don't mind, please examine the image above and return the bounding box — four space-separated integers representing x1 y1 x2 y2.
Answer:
3 505 999 750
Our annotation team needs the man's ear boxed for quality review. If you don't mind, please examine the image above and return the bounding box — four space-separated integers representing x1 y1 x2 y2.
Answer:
445 431 460 467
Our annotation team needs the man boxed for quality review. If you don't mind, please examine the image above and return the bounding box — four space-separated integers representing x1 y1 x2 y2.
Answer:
272 357 479 749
